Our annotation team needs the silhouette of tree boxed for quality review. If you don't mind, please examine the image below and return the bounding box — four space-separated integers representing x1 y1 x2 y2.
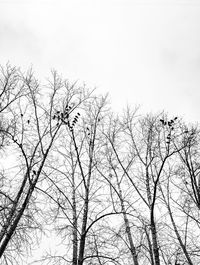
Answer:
1 64 200 265
0 66 92 264
35 95 124 265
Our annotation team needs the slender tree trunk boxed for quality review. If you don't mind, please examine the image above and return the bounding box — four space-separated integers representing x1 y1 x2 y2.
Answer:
123 211 139 265
72 172 78 265
77 194 89 265
116 178 139 265
144 226 154 265
0 134 57 258
150 210 160 265
167 205 193 265
0 171 30 243
146 166 160 265
77 125 97 265
0 179 35 257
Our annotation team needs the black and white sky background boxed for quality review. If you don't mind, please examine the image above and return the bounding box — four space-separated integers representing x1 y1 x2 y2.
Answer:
1 1 200 263
0 0 200 121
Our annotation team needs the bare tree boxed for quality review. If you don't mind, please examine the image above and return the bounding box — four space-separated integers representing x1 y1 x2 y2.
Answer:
0 67 92 264
98 113 140 265
103 109 193 265
34 95 123 265
161 122 200 264
1 64 200 265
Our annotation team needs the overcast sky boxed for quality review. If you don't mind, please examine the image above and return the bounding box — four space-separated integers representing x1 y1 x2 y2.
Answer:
1 0 200 122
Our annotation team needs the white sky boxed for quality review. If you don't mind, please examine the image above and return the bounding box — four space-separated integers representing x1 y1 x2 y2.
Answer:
1 0 200 122
0 1 200 263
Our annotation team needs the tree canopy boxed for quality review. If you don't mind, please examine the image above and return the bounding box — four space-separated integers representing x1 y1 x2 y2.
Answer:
0 64 200 265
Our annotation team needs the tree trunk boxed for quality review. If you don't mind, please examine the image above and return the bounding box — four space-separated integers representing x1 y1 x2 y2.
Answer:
0 171 30 243
72 173 78 265
116 178 139 265
144 225 154 265
168 205 193 265
77 195 89 265
0 180 35 257
150 211 160 265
